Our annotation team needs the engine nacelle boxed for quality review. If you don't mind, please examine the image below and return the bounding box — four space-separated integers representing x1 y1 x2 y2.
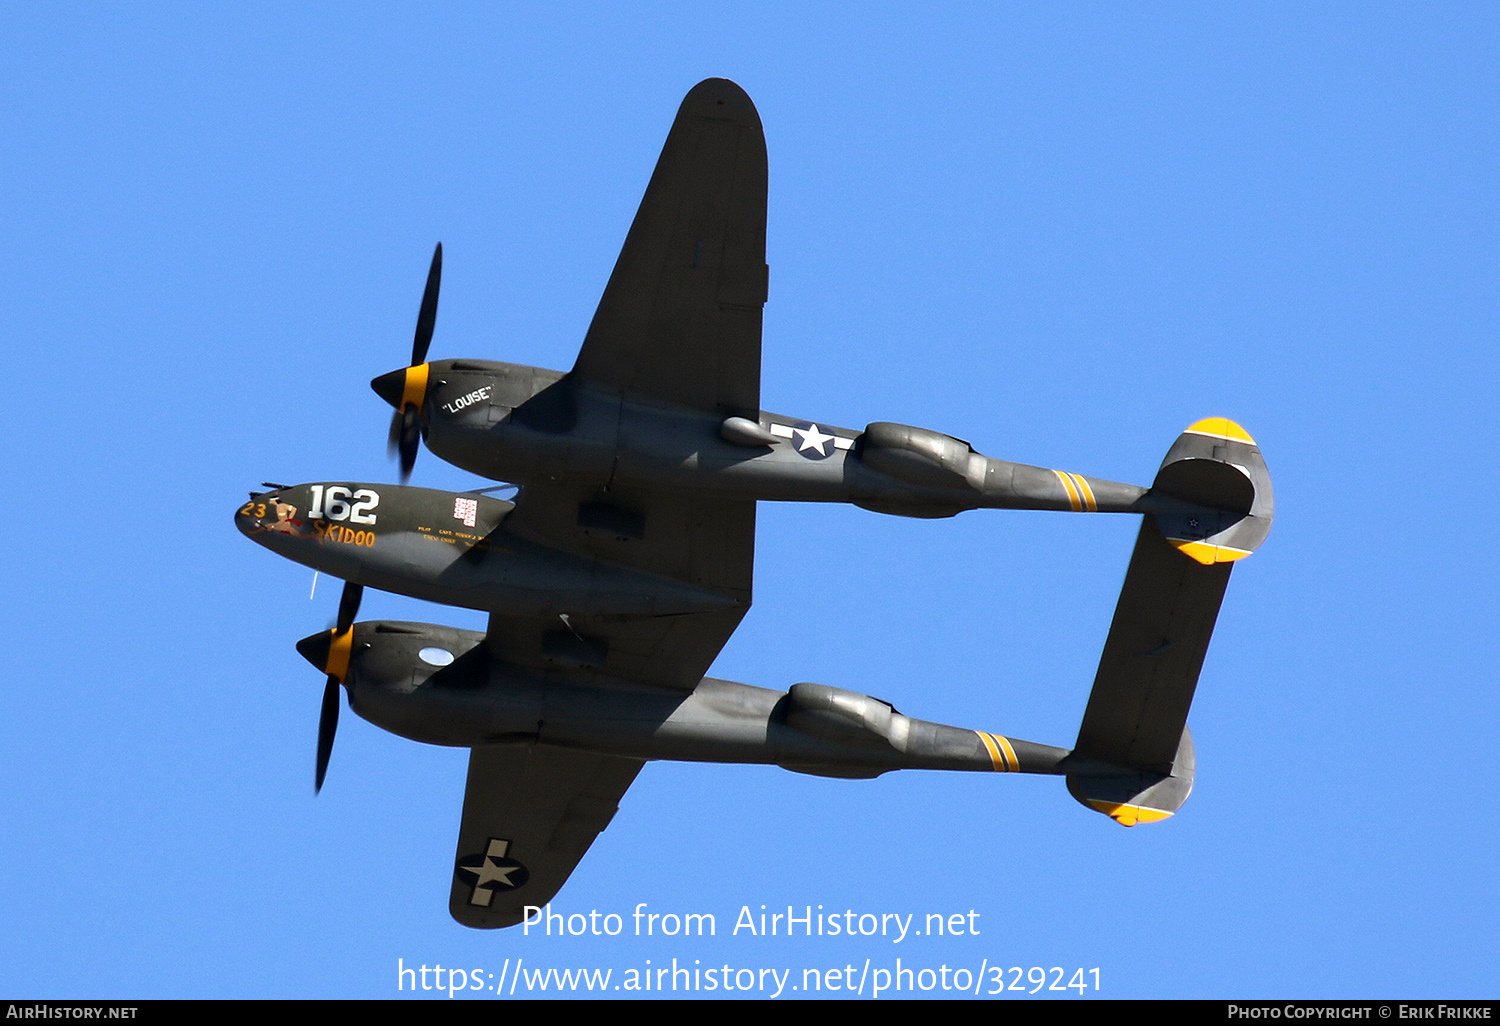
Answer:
298 620 545 748
857 422 984 492
784 682 910 752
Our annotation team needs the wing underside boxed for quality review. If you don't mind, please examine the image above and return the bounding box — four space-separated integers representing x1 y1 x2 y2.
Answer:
451 743 645 929
492 481 755 690
443 483 753 926
448 79 768 929
572 78 768 418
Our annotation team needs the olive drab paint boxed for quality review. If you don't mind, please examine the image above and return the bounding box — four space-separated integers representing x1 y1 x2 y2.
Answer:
238 79 1273 929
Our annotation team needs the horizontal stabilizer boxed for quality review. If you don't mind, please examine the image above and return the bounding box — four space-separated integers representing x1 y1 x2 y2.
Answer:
1069 418 1272 825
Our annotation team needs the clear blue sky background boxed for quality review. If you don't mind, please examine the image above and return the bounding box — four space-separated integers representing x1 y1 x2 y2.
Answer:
3 4 1496 1000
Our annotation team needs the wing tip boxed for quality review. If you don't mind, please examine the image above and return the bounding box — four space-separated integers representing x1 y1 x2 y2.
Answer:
680 77 761 126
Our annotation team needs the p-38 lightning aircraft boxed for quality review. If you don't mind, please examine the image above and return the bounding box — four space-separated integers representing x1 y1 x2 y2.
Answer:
236 79 1272 929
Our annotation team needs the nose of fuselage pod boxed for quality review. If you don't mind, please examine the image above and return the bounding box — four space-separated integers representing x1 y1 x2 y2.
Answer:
235 488 280 538
234 485 313 542
233 494 259 538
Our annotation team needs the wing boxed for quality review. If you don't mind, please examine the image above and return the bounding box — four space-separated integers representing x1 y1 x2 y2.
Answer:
451 743 644 929
488 481 755 689
572 78 768 419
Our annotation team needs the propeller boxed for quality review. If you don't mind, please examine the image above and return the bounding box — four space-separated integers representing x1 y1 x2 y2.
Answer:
383 243 443 483
313 581 364 794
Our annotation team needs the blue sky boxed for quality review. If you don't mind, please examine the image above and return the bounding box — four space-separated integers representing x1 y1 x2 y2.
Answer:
2 4 1496 999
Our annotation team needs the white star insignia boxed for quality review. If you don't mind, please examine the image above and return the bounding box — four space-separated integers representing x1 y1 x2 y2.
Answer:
794 423 833 456
459 837 526 906
464 858 521 889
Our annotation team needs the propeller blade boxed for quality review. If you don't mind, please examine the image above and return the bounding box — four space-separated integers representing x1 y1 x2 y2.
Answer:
397 408 420 483
411 242 442 366
315 675 340 793
380 243 441 480
387 408 403 459
336 581 364 633
312 580 363 793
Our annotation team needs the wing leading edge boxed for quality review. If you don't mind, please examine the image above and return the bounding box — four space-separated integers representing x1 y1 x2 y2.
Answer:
573 78 768 418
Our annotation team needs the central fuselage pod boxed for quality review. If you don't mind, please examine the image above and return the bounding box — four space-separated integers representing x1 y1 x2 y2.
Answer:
233 482 740 618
